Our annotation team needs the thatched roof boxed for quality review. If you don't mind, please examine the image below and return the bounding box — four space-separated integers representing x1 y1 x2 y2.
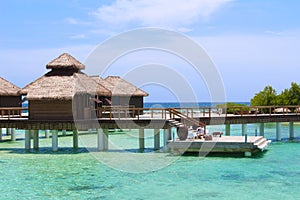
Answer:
46 53 85 70
104 76 148 97
90 76 112 97
20 54 110 100
0 77 21 96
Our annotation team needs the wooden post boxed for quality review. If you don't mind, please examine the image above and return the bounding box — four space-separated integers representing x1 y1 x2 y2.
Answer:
259 123 265 137
103 129 109 150
62 129 67 136
289 121 294 140
139 129 145 149
97 129 104 151
45 130 50 138
25 130 31 150
33 130 39 150
163 129 169 152
7 128 11 136
168 127 172 140
73 129 78 149
225 124 230 136
0 128 2 141
52 130 58 152
242 124 247 136
11 128 16 141
276 122 282 141
154 129 160 150
163 129 169 147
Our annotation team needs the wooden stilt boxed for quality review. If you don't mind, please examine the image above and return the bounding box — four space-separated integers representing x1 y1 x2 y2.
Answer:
276 122 282 141
45 130 50 138
11 128 16 141
97 129 104 151
139 129 145 149
52 130 58 152
33 130 39 150
25 130 31 150
289 122 294 140
73 129 78 149
103 129 109 150
168 127 172 140
225 124 230 136
7 128 11 136
242 124 247 136
62 129 67 136
259 123 265 137
154 129 160 150
0 128 2 141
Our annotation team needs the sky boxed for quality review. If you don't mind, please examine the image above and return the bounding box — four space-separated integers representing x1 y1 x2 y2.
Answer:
1 0 300 102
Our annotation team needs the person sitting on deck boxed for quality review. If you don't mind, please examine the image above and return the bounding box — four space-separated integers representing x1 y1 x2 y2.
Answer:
195 126 205 139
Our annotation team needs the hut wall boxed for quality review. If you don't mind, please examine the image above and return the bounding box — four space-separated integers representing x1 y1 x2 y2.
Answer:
29 100 73 120
0 96 21 107
129 96 144 108
111 96 143 108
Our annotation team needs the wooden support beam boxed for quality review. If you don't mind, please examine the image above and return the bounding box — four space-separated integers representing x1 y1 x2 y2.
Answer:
25 130 31 150
45 130 50 138
154 129 160 150
73 129 78 149
52 130 58 152
242 124 247 136
276 122 282 141
139 129 145 149
225 124 230 136
33 130 39 150
259 123 265 137
289 122 294 140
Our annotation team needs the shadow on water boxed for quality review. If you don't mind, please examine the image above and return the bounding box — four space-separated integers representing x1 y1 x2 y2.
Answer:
181 150 268 158
0 147 90 154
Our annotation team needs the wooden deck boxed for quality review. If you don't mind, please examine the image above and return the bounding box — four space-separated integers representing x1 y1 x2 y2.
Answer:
167 136 271 156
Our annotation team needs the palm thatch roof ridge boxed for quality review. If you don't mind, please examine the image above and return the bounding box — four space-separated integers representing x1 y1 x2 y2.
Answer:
0 77 21 96
104 76 148 97
46 53 85 70
20 72 111 100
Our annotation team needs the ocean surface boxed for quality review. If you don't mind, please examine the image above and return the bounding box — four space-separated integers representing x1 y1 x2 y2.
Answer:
1 102 300 199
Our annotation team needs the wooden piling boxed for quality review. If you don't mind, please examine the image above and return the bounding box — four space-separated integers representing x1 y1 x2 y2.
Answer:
33 130 39 150
154 129 160 150
52 130 58 152
139 129 145 149
73 129 78 149
289 122 294 140
276 122 282 141
25 130 31 150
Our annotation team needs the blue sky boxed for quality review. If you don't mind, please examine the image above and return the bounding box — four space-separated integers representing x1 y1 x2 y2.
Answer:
1 0 300 102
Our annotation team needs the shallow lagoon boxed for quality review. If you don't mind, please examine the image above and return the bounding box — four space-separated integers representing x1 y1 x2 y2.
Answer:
1 124 300 200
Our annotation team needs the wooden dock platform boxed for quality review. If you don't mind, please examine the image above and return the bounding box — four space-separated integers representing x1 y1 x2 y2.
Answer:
167 136 271 156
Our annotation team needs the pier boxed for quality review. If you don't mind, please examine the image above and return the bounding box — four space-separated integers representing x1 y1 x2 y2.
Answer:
0 105 299 155
0 53 298 156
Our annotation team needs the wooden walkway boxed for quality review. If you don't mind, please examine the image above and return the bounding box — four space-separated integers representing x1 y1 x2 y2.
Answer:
1 106 300 129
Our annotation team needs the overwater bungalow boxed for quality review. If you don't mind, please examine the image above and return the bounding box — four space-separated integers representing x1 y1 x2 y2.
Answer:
19 53 110 120
91 76 148 108
0 77 21 109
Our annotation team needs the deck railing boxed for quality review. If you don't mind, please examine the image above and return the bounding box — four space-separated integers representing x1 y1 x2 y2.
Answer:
1 106 300 120
0 107 28 120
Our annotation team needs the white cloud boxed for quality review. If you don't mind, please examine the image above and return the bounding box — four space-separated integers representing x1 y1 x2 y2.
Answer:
92 0 232 30
70 34 87 39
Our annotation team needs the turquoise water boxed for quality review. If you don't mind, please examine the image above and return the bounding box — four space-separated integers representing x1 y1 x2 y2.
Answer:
1 124 300 200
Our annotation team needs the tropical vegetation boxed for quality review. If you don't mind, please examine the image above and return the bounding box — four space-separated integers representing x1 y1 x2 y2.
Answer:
250 82 300 106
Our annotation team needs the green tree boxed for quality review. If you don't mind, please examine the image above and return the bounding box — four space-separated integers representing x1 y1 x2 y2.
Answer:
287 82 300 105
277 88 289 105
250 85 277 106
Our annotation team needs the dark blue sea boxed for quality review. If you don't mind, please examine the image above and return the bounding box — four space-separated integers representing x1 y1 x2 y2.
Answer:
144 102 250 108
